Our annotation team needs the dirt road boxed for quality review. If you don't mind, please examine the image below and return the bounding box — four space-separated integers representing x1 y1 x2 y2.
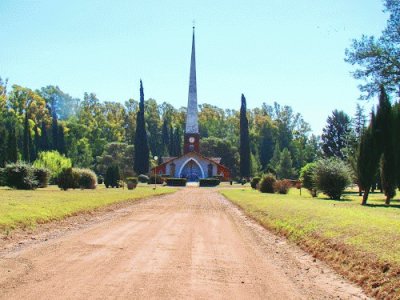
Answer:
0 188 368 299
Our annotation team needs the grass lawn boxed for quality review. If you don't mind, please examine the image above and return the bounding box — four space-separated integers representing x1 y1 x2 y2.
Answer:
0 184 176 233
221 187 400 298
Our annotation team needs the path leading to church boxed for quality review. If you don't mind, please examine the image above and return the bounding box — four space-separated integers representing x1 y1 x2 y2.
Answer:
0 188 368 299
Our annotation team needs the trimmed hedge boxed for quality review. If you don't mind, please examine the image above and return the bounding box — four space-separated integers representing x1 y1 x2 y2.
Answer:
250 177 261 189
77 168 97 189
138 174 149 183
258 174 276 193
57 168 97 190
199 178 220 187
33 167 51 188
104 165 120 188
166 178 187 186
148 175 163 184
3 162 38 190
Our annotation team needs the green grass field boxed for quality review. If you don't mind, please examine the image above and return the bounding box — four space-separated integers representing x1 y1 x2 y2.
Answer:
221 187 400 298
0 185 176 233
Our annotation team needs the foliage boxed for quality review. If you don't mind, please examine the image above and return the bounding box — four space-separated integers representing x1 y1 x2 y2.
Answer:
77 168 97 189
345 0 400 99
239 94 250 177
33 167 51 188
138 174 149 183
104 165 121 188
126 177 138 184
299 162 317 197
166 178 187 186
199 178 220 187
258 173 276 193
96 142 134 177
133 80 150 175
3 162 38 190
0 168 5 186
148 175 163 184
313 158 351 200
250 176 261 189
276 148 295 179
321 110 352 159
33 150 72 182
57 168 79 190
273 179 292 194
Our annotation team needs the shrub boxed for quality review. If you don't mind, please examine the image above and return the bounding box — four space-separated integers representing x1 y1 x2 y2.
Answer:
273 179 291 194
313 158 351 200
300 162 317 197
104 165 120 188
77 168 97 189
166 178 187 186
33 151 72 183
258 174 276 193
138 174 149 183
250 177 261 189
3 162 38 190
0 168 5 186
148 175 163 184
199 178 220 187
33 167 51 188
241 178 247 185
126 177 138 189
57 168 79 190
97 175 104 185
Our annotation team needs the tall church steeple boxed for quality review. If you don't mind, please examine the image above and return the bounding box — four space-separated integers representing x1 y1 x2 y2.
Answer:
184 26 200 153
185 26 198 134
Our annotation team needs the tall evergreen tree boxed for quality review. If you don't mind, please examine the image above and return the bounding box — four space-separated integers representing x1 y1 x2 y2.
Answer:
239 94 250 178
174 128 182 156
23 112 30 162
357 112 380 205
321 110 352 159
0 126 7 167
40 121 49 151
133 80 150 175
376 85 396 204
161 118 169 156
58 124 66 154
7 125 18 163
168 125 175 156
51 106 58 151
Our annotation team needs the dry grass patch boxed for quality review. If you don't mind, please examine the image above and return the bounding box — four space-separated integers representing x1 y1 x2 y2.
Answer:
221 188 400 299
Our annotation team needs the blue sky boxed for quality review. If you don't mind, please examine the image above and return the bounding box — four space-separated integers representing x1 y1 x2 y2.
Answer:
0 0 388 134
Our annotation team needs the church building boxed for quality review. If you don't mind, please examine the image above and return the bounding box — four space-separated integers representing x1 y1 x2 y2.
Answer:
151 27 230 181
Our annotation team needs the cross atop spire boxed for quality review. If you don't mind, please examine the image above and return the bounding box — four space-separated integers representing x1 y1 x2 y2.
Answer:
185 26 198 134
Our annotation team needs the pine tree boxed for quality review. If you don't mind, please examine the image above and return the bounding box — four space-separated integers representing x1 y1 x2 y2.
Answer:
174 128 182 156
276 148 295 179
353 104 366 142
23 112 30 162
133 80 150 175
268 143 281 174
394 102 400 189
376 86 396 204
259 127 274 171
357 112 379 205
239 94 250 178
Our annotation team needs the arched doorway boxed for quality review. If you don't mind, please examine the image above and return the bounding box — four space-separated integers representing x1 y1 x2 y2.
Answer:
180 159 203 182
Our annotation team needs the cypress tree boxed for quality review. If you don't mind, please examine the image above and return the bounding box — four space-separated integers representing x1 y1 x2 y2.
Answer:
161 119 169 156
133 80 150 175
0 126 7 167
357 112 379 205
23 112 30 162
52 111 58 151
394 102 400 189
376 85 396 204
239 94 251 178
41 121 49 151
7 126 18 163
168 126 175 156
58 124 66 154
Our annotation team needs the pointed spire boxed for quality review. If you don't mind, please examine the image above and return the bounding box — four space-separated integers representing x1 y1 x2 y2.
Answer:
185 26 199 134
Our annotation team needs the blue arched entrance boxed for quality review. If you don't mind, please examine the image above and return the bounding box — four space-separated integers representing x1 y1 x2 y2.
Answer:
180 159 203 182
